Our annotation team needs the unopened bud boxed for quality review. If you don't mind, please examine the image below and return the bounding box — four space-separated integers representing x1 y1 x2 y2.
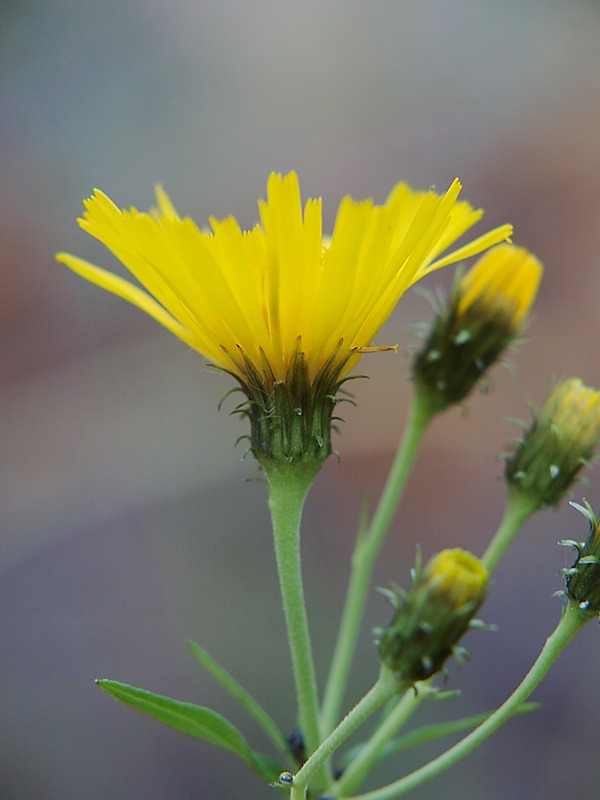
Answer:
561 501 600 616
505 378 600 509
413 244 542 414
377 549 489 684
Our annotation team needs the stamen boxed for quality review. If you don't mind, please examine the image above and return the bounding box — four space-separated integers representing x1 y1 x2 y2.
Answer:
354 344 399 354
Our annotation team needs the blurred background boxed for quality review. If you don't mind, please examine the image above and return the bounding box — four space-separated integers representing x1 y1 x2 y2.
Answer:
2 1 600 798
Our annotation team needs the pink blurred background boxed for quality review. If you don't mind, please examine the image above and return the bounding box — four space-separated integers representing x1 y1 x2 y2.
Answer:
2 1 600 798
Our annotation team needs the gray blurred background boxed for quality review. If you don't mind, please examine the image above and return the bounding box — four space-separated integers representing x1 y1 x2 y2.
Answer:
2 1 600 798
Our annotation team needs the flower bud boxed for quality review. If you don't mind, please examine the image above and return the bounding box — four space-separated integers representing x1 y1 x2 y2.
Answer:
377 549 489 684
413 244 542 415
505 379 600 509
562 501 600 616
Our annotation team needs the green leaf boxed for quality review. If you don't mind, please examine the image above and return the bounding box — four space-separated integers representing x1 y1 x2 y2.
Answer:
340 701 539 770
96 679 283 783
97 679 250 755
187 640 289 759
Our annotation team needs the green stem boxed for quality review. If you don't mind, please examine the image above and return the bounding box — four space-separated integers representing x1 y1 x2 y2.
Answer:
482 489 538 573
290 667 399 800
346 601 591 800
333 681 435 797
321 394 433 735
266 463 323 761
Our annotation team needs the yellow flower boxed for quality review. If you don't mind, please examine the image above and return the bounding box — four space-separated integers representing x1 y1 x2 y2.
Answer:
506 378 600 508
57 172 512 466
413 244 542 415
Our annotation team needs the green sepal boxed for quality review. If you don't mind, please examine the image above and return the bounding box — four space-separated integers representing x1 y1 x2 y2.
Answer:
96 679 283 784
221 337 355 468
339 702 539 770
187 640 290 759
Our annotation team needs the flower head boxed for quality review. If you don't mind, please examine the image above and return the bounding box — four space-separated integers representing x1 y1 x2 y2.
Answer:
505 378 600 509
57 172 511 468
413 244 542 415
376 548 489 684
561 500 600 616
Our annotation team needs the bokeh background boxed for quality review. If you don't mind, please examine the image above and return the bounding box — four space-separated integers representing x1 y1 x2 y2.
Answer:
2 1 600 798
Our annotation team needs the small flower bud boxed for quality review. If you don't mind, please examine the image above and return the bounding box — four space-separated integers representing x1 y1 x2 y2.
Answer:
377 549 489 684
413 244 542 415
505 378 600 509
562 501 600 616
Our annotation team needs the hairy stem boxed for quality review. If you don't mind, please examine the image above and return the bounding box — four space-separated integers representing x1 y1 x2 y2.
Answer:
346 602 590 800
321 395 433 735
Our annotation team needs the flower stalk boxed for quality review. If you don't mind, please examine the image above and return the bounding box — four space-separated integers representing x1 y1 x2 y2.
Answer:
289 667 400 800
345 600 591 800
481 488 539 573
321 394 435 735
266 463 323 762
332 681 435 797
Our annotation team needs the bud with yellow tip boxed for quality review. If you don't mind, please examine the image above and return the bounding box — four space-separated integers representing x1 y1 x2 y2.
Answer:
377 549 489 685
413 244 542 415
505 379 600 509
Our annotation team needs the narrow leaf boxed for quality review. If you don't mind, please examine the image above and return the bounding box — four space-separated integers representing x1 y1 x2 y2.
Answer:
97 679 251 757
96 678 283 783
187 640 289 759
340 702 539 769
